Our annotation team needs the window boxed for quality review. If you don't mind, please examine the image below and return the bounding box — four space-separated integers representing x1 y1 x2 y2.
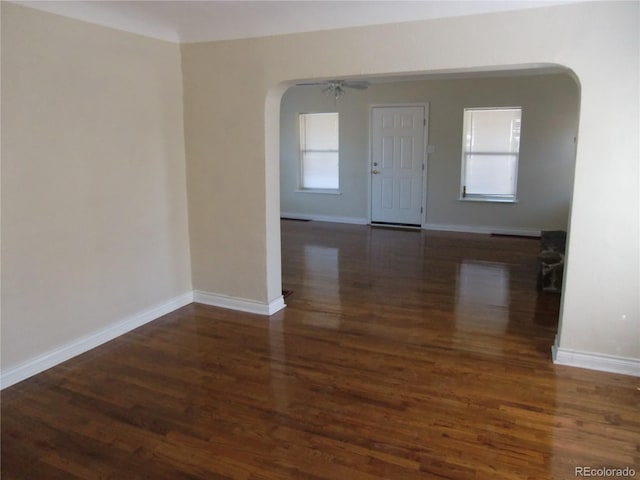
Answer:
299 113 339 191
461 107 522 202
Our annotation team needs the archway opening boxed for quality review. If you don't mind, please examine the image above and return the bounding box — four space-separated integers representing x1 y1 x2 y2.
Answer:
266 64 581 357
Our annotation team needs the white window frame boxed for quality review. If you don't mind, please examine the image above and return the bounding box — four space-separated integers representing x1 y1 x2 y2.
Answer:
460 107 522 203
297 112 340 194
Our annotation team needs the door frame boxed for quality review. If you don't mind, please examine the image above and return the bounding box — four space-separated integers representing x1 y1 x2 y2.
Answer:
368 103 430 227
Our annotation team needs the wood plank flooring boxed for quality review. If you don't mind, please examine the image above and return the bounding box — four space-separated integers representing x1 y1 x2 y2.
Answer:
2 220 639 479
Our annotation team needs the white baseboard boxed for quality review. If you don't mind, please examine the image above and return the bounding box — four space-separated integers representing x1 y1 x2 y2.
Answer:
281 212 368 225
194 290 286 316
281 217 541 236
0 291 194 390
423 223 540 237
552 339 640 377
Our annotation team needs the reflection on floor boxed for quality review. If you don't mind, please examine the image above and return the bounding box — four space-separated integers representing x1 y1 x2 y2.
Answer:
456 261 511 333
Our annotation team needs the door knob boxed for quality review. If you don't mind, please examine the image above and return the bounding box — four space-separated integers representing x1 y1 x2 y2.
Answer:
372 169 380 174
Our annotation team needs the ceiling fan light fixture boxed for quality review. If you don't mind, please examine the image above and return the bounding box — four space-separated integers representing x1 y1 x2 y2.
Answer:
298 79 369 101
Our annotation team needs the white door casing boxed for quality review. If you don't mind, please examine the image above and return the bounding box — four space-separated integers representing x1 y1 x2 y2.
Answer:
370 105 426 226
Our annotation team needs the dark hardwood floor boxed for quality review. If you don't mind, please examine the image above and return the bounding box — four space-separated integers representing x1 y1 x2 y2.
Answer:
2 220 639 479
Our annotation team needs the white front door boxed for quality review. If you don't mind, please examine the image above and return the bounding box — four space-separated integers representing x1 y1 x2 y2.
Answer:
371 106 425 226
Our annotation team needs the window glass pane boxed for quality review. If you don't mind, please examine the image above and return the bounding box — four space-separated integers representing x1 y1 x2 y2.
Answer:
465 109 521 153
302 113 339 150
301 151 339 189
300 113 339 190
461 107 521 200
465 154 517 196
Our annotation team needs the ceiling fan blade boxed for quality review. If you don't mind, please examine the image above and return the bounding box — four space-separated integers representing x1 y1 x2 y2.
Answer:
343 81 370 90
296 82 330 86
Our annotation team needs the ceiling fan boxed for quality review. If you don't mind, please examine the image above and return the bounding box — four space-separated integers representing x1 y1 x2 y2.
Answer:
296 79 370 100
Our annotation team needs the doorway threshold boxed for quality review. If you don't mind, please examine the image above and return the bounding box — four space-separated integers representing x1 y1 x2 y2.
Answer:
370 222 422 231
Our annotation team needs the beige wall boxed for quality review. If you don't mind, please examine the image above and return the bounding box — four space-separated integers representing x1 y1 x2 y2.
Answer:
182 2 639 360
1 4 192 370
280 74 579 232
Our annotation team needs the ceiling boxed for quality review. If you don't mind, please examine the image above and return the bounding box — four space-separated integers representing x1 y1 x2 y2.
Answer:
15 0 581 44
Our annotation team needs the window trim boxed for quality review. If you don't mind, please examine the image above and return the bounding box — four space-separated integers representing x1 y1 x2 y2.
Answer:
459 107 522 204
298 112 340 193
294 188 342 195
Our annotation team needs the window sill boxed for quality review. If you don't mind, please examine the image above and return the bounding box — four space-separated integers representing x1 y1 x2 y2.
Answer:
296 189 342 195
458 196 518 204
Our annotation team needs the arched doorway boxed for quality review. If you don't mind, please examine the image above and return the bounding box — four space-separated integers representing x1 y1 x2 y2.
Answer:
267 65 581 357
